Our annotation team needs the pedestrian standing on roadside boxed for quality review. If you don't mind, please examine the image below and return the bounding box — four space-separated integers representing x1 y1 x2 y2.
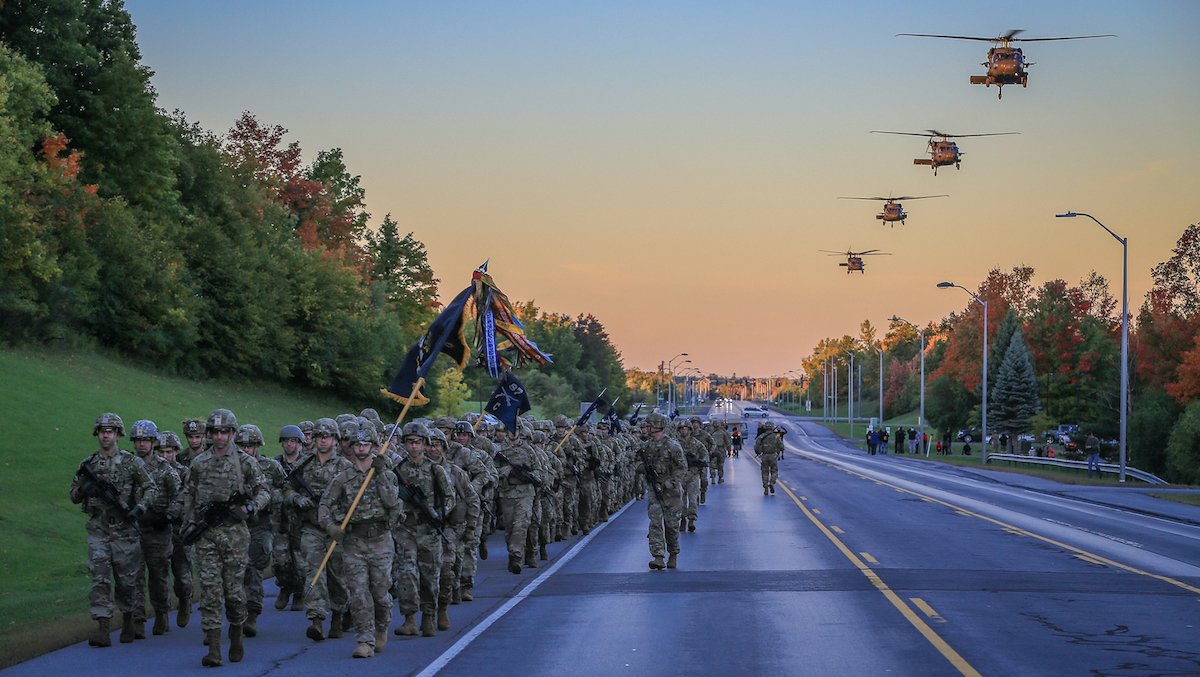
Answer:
1084 431 1102 478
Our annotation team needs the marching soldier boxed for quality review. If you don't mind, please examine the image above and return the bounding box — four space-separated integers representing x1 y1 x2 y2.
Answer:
319 424 402 658
451 420 495 594
236 424 285 637
635 413 687 570
494 423 543 574
180 418 206 466
755 421 785 495
273 425 308 612
709 422 731 483
676 422 707 533
69 413 157 647
156 431 194 627
179 408 271 667
427 428 479 629
129 420 181 638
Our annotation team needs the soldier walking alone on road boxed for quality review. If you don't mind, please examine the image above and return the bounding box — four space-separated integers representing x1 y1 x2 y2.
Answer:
636 413 687 570
70 413 158 648
755 422 784 495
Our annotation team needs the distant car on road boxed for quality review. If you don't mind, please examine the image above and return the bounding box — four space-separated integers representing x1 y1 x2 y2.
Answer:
742 406 769 418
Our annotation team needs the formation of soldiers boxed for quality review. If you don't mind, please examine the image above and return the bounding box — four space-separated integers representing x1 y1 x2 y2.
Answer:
70 406 748 665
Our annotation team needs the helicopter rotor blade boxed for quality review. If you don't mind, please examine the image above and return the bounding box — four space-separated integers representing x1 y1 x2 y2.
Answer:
942 132 1020 138
819 250 850 256
896 33 1001 42
893 194 949 201
837 196 890 201
1011 34 1116 42
870 130 936 137
1002 29 1025 40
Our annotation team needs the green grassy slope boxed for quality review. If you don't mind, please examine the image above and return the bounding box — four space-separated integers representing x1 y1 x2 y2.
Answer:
0 347 362 660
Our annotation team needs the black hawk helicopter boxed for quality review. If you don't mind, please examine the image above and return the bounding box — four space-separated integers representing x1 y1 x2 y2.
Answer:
871 129 1018 175
837 194 947 226
820 248 890 274
897 30 1115 99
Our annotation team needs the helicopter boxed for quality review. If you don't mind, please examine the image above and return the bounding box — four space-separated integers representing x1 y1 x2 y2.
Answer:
837 194 947 226
871 129 1018 175
897 30 1115 99
819 248 890 274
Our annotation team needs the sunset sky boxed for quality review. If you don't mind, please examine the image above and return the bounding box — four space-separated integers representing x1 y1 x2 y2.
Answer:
125 1 1199 377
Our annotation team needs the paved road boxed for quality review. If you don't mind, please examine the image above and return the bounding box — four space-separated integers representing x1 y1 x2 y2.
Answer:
9 405 1200 675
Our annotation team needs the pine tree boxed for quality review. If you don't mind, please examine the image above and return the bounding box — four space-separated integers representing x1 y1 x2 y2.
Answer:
988 309 1021 394
989 326 1040 451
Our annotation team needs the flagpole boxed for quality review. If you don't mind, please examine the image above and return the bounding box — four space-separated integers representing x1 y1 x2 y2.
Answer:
308 376 424 590
553 387 607 454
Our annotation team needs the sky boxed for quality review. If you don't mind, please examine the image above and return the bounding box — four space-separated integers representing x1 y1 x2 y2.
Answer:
124 0 1200 377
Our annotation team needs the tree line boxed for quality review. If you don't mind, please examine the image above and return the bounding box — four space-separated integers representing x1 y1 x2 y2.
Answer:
0 1 629 416
799 227 1200 484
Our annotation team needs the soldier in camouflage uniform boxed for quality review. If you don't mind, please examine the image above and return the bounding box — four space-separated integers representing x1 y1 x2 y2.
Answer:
156 431 194 627
180 418 206 467
552 416 583 536
179 409 271 667
755 421 785 495
575 425 601 534
494 423 543 574
129 420 181 638
689 417 714 505
709 422 731 484
235 424 285 637
298 421 317 455
70 413 158 647
319 423 401 658
450 421 492 600
677 422 707 533
427 428 479 628
393 423 455 637
273 425 307 612
285 417 353 642
635 413 687 570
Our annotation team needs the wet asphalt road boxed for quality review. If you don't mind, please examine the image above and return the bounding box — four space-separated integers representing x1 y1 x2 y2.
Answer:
8 407 1200 676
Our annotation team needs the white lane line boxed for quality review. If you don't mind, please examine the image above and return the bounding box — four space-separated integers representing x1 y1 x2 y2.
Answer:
416 500 635 676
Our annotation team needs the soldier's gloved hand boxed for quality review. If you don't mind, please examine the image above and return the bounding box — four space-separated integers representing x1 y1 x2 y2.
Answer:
78 478 100 497
127 505 146 521
372 454 387 474
325 524 345 540
233 503 254 521
294 496 314 510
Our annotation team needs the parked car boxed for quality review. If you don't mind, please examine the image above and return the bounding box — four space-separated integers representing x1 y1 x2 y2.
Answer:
956 428 981 443
742 406 769 418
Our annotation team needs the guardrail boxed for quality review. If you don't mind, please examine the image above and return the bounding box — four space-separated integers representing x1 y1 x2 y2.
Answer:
985 453 1167 485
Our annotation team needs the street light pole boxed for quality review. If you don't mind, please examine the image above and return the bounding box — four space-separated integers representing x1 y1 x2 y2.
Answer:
891 315 926 456
938 281 989 463
1057 211 1129 482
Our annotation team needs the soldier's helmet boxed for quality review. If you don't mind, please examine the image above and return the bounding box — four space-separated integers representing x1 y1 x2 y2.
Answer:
532 430 548 445
158 431 182 451
553 414 570 428
235 424 264 447
181 418 204 436
402 422 432 443
689 416 702 424
360 408 381 421
298 420 315 436
760 421 775 431
645 412 668 430
314 418 339 437
453 421 475 437
427 428 447 446
279 424 305 443
338 418 359 441
356 422 380 445
129 419 159 441
94 412 126 437
206 409 238 432
433 415 457 432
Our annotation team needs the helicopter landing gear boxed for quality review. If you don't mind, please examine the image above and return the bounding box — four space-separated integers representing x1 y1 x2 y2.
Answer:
998 86 1003 100
955 163 960 169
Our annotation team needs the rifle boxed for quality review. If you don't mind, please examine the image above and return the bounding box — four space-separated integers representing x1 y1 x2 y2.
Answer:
495 451 543 488
179 492 250 545
285 454 320 504
76 461 133 519
637 451 663 502
393 459 451 543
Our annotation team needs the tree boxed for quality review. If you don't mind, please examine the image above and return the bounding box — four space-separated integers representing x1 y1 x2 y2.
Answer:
1128 386 1179 477
428 364 470 418
988 309 1021 392
1165 399 1200 485
366 214 438 333
927 375 974 443
989 327 1040 450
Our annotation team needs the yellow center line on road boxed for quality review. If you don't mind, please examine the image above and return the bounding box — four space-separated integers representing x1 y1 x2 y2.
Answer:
860 551 878 564
910 597 945 622
808 457 1200 597
750 456 982 677
830 525 844 534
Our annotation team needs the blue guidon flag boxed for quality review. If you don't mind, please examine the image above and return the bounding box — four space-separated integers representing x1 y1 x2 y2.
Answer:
575 389 608 427
484 371 532 433
383 285 473 407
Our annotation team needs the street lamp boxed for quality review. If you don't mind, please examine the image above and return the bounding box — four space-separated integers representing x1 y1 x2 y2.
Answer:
891 315 926 455
668 355 690 412
856 339 883 430
1057 211 1129 482
938 281 989 463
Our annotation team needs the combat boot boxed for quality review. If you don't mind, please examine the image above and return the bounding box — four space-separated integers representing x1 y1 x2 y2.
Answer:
306 618 325 642
764 487 769 496
461 586 474 602
667 553 678 569
420 612 436 637
290 595 303 611
329 611 344 639
274 591 289 611
177 597 191 627
152 609 169 636
243 611 258 637
770 484 775 494
201 629 222 667
119 612 136 644
352 642 374 658
89 618 112 647
539 543 549 561
507 553 522 574
688 517 696 532
700 490 706 504
437 608 450 630
523 552 539 569
134 617 146 640
395 614 418 636
649 555 666 570
478 540 488 560
374 630 387 652
228 624 244 663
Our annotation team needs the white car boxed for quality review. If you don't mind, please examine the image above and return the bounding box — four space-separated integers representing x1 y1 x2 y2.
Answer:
742 406 769 418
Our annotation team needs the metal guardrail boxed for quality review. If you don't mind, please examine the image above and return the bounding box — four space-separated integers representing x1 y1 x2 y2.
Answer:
985 453 1167 485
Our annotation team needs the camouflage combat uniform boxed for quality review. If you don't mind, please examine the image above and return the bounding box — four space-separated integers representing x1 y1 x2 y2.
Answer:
755 423 784 494
495 430 543 573
637 414 687 569
678 428 707 526
285 437 353 631
393 428 455 633
135 442 181 633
